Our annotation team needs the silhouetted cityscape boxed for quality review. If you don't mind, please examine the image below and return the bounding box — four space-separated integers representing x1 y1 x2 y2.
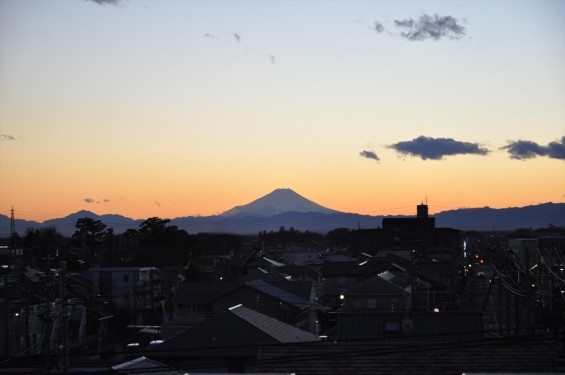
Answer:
1 191 564 374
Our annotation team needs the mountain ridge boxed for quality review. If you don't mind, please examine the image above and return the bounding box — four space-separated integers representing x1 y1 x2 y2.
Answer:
1 189 564 236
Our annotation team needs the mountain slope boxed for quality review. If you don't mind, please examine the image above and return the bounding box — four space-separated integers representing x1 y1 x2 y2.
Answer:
220 188 339 217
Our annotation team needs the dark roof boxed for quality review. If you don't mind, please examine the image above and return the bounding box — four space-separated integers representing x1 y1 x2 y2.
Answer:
261 279 314 301
226 249 257 268
172 281 241 305
112 356 186 375
320 261 386 277
251 335 560 375
149 305 319 358
276 265 320 281
245 279 310 308
343 275 406 296
173 278 312 308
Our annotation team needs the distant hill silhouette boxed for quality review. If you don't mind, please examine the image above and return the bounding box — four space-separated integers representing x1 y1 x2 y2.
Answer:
1 190 564 236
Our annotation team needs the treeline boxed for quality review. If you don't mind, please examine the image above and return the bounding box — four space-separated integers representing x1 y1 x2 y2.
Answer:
2 217 563 271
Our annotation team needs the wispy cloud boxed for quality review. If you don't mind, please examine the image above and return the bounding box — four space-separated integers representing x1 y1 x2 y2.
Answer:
394 14 466 41
501 137 565 160
86 0 123 5
204 33 219 40
84 197 111 204
0 134 17 142
233 32 242 44
388 136 489 160
359 150 380 162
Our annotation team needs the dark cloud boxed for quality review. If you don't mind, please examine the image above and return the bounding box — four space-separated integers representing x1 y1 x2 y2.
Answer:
359 150 380 162
84 198 95 203
155 201 161 207
87 0 122 5
546 137 565 160
394 14 465 41
233 33 242 44
0 134 16 142
501 137 565 160
373 22 385 33
389 136 489 160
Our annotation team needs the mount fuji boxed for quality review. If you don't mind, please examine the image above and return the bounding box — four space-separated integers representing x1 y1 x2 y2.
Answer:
220 188 339 217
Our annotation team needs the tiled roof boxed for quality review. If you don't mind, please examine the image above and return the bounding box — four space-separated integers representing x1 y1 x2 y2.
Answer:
229 305 320 343
252 335 561 375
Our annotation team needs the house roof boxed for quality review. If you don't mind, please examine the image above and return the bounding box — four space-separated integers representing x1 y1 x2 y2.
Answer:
377 269 413 291
112 356 186 375
343 274 407 296
229 304 320 343
276 265 320 281
245 279 310 308
173 278 312 308
320 261 386 277
148 305 319 358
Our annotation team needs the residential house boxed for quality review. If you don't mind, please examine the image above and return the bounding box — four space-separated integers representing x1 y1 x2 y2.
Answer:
171 277 317 334
85 267 170 325
148 304 320 372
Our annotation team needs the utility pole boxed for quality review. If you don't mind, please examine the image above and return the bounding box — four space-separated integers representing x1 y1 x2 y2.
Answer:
58 261 68 373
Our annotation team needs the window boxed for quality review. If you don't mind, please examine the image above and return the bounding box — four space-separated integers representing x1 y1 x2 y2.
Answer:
367 299 376 309
384 321 400 332
123 274 129 282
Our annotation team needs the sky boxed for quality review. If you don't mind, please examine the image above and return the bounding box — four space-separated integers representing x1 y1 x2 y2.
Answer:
1 0 564 222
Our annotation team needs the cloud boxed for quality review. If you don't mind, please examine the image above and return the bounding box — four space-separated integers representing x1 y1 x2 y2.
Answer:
86 0 122 5
394 14 465 41
204 33 219 40
388 136 489 160
155 201 161 207
233 32 242 44
359 150 380 162
0 134 17 142
372 22 385 33
85 197 111 204
501 137 565 160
